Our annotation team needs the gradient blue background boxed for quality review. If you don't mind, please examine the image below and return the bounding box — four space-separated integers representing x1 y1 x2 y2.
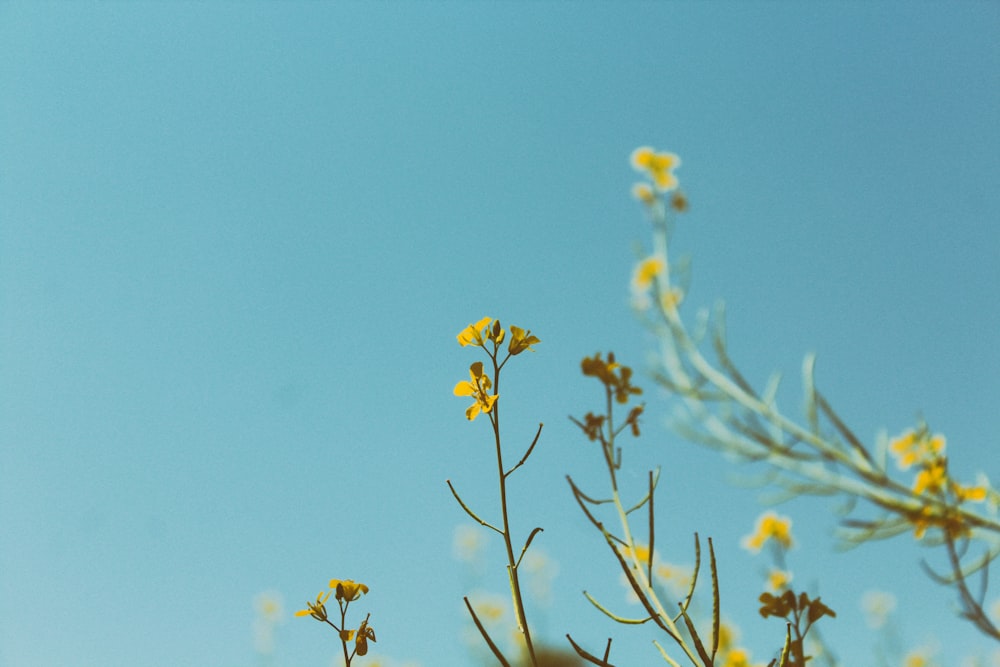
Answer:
2 2 998 666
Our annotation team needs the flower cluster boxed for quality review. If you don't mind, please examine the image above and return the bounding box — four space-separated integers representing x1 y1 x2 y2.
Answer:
581 352 642 405
740 511 793 553
453 317 539 422
630 145 687 212
295 579 374 663
889 425 988 538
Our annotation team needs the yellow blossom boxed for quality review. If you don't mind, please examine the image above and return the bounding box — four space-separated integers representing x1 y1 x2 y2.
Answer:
630 146 681 191
295 590 331 621
903 649 935 667
861 590 897 629
953 481 988 503
721 647 753 667
766 569 793 592
890 428 945 470
631 257 664 292
631 182 657 204
716 621 739 653
618 543 652 564
661 287 684 312
457 317 492 347
741 511 793 552
453 361 498 421
507 325 540 355
330 579 369 602
913 460 948 495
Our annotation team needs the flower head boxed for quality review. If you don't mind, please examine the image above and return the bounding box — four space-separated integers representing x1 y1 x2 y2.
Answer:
631 257 664 293
860 590 897 629
581 352 642 404
631 182 657 205
453 361 498 421
294 590 331 621
330 579 369 602
766 569 793 592
507 325 540 355
630 146 681 192
741 511 793 553
457 317 492 348
890 427 945 470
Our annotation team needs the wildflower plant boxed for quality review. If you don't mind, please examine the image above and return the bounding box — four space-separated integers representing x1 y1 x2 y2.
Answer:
566 352 829 667
449 317 544 667
626 145 1000 642
295 579 375 665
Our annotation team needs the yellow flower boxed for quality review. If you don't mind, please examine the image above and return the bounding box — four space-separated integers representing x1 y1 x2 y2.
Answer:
890 428 945 470
903 649 935 667
716 621 739 653
631 182 657 204
294 590 331 621
453 361 498 421
330 579 369 602
507 325 540 355
631 257 664 292
741 511 793 553
913 460 948 495
630 146 681 191
953 481 988 503
457 317 492 347
720 647 753 667
766 569 793 592
618 543 652 564
661 287 684 312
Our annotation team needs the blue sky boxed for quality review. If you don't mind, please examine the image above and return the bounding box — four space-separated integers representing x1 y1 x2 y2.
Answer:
1 2 998 666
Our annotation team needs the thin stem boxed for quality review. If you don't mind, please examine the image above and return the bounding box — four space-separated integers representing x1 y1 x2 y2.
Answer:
490 353 539 666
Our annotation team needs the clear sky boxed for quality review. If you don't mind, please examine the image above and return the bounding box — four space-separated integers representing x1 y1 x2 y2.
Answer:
1 2 998 666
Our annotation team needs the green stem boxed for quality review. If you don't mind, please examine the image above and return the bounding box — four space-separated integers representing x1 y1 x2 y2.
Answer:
491 354 538 667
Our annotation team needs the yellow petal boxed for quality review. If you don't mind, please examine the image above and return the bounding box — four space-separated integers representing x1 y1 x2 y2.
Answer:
453 380 476 396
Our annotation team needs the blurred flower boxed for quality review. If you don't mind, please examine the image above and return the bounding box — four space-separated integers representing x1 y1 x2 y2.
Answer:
766 569 793 592
468 590 507 625
331 579 369 602
522 549 559 607
254 590 285 623
453 524 487 564
860 590 897 629
295 590 330 621
904 647 938 667
581 352 642 404
720 647 756 667
630 146 681 191
631 182 657 204
453 361 498 421
457 317 492 348
913 460 948 495
716 620 739 653
954 480 988 503
890 428 945 470
741 511 793 552
660 287 684 312
654 561 693 595
252 590 285 655
631 257 664 293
